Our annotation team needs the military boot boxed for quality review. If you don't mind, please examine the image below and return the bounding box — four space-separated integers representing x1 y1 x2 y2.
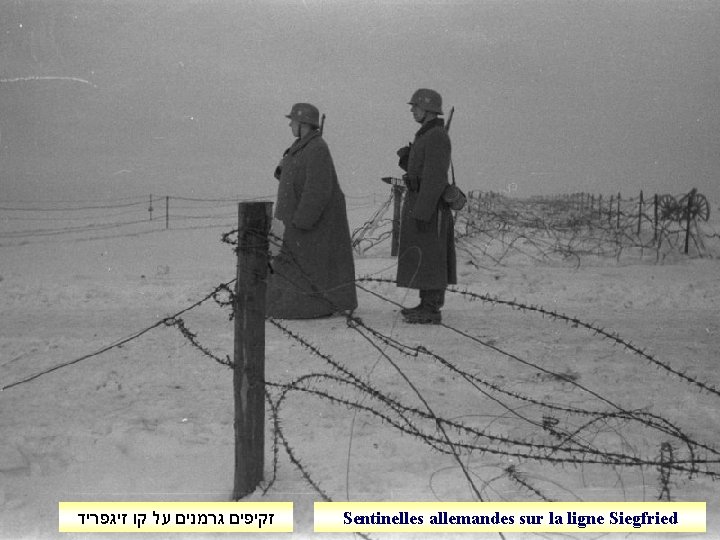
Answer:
403 289 444 324
400 303 424 316
403 307 441 325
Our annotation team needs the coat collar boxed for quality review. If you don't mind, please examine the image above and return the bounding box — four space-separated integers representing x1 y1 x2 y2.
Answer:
288 129 321 155
415 117 445 139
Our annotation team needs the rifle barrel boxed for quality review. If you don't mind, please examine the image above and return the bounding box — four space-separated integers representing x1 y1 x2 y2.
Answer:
446 106 455 132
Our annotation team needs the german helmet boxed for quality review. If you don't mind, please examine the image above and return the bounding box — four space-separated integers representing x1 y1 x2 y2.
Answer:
285 103 320 128
408 88 443 115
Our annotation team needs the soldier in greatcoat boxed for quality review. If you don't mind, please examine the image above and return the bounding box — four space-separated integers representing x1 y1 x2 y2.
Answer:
266 103 358 319
395 89 457 324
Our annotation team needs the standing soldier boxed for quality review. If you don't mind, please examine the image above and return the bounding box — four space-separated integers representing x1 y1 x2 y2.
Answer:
396 89 457 324
267 102 358 319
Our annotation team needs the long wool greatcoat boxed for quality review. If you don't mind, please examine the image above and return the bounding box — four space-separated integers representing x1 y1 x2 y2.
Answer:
396 118 457 290
267 130 358 318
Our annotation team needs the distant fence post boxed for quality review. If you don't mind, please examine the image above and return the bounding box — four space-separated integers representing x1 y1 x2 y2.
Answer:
165 196 170 229
608 194 613 225
684 188 696 254
616 192 621 229
149 194 154 221
391 185 403 257
637 190 643 236
233 201 273 500
653 193 659 244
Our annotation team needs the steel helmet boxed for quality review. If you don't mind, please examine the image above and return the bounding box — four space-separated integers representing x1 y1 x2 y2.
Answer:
285 103 320 128
408 88 443 115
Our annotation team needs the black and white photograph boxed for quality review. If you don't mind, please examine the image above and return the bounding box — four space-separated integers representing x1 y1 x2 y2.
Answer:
1 1 719 538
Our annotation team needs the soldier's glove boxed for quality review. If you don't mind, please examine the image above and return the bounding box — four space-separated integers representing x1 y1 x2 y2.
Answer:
403 174 420 192
396 144 411 172
414 218 431 233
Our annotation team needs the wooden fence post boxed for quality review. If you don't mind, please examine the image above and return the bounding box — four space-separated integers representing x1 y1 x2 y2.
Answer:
165 196 170 229
616 192 621 229
608 194 613 225
684 188 696 254
149 194 154 221
233 201 273 500
391 185 403 257
653 193 659 244
637 190 643 236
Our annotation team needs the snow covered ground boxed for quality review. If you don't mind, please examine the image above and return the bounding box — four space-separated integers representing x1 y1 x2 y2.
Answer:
1 199 719 539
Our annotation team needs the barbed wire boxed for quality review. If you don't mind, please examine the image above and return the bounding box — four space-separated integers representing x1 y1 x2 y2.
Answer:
0 220 240 247
0 279 236 392
1 207 153 222
658 442 675 502
349 189 718 264
453 191 718 264
353 280 718 464
260 229 720 500
4 190 714 260
0 195 147 205
0 218 156 239
0 193 376 212
360 275 720 405
250 240 720 506
264 314 720 479
163 317 233 368
0 201 147 212
2 194 718 510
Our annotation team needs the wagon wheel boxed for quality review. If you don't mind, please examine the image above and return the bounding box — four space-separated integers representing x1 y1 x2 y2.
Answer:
657 194 678 220
677 192 711 222
692 193 711 221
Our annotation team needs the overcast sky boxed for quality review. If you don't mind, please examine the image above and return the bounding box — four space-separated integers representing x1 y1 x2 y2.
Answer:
2 0 719 204
268 0 720 203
